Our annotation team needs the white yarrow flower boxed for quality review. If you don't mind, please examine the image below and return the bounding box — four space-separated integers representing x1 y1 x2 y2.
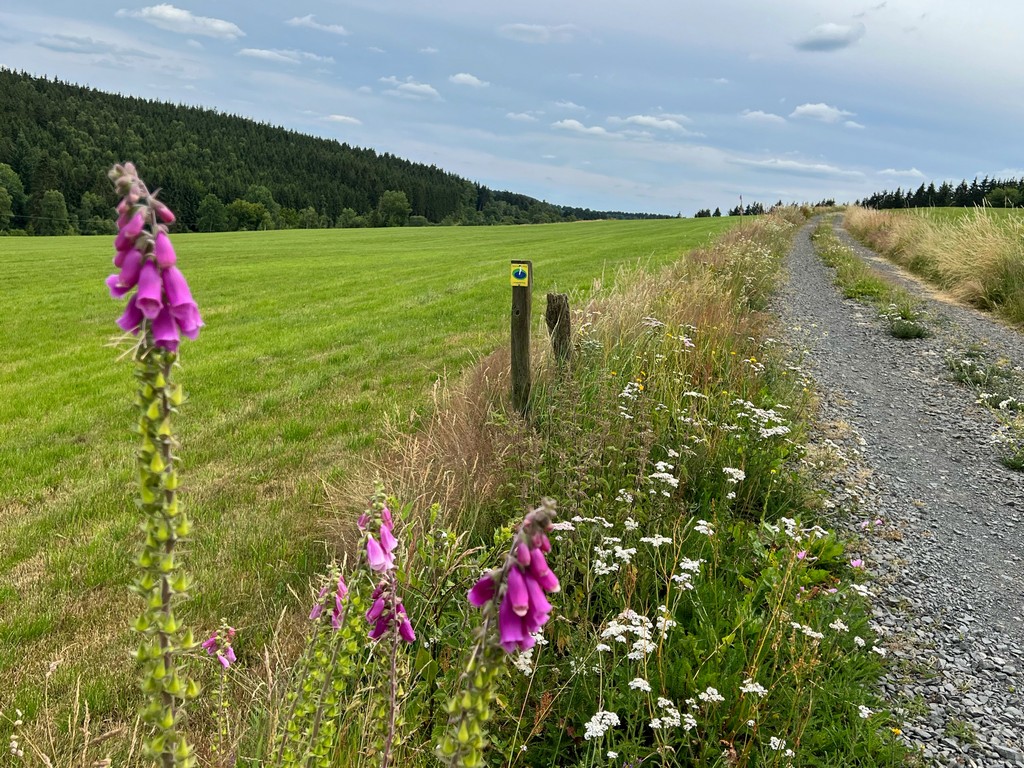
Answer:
739 678 768 697
584 710 620 740
628 677 652 692
698 686 724 703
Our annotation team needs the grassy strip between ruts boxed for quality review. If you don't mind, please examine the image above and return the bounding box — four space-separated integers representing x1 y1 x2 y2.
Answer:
844 205 1024 326
811 219 929 339
4 210 916 767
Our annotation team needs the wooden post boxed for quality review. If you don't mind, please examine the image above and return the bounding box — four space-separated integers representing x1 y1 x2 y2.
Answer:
545 292 572 366
510 260 532 416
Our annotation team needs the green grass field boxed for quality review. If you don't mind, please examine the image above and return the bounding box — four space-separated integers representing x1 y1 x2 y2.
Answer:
905 205 1023 225
0 218 736 718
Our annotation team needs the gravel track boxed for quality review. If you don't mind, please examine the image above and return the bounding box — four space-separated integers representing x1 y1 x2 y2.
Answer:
776 217 1024 766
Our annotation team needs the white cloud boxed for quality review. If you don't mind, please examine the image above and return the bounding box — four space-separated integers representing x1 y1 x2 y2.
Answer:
380 75 440 100
286 15 348 36
325 114 361 125
419 46 438 54
789 103 854 124
186 38 202 49
449 72 488 87
879 167 926 179
498 23 577 44
844 120 866 129
794 22 866 52
238 48 333 65
736 157 864 178
741 109 786 124
612 114 686 131
710 77 729 85
506 112 539 122
553 119 614 137
554 99 584 110
115 4 243 39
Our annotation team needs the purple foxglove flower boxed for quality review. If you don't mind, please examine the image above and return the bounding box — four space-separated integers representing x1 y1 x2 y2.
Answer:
331 608 343 630
154 232 177 268
532 532 552 553
154 201 175 224
217 651 231 669
310 582 330 619
396 603 415 643
162 266 201 339
113 247 129 268
468 573 496 606
498 592 528 653
135 261 163 320
110 248 144 292
123 211 144 236
357 512 370 530
379 522 398 556
381 506 393 528
106 273 133 298
506 566 529 617
515 542 532 567
369 615 390 640
366 596 386 623
399 615 416 644
366 535 394 572
527 548 560 593
524 572 552 616
152 307 180 351
202 634 218 654
117 296 143 334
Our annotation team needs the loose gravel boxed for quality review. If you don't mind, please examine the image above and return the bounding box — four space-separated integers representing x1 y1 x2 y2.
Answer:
776 217 1024 766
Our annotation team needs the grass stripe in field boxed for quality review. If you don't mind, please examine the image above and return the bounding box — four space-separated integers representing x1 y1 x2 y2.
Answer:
0 218 735 711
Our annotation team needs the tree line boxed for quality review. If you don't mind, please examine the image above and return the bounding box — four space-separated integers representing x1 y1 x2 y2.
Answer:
0 69 671 235
858 177 1024 210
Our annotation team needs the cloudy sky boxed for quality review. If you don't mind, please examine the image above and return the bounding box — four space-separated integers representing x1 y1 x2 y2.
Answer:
2 1 1022 214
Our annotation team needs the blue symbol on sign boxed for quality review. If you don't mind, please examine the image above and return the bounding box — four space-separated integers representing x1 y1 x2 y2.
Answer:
513 267 528 280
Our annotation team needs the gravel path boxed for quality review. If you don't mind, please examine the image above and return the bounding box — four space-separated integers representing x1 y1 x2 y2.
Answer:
776 217 1024 766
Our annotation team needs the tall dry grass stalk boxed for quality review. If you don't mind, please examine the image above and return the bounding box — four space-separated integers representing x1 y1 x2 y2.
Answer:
845 205 1024 322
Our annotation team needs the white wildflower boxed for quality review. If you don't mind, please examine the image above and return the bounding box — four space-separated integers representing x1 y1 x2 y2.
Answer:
739 678 767 697
769 736 786 751
870 645 887 657
595 643 612 652
858 705 874 719
640 534 673 547
829 618 849 633
853 635 866 647
722 466 746 484
624 517 639 531
616 489 634 504
694 519 715 536
698 686 724 703
584 710 620 740
628 677 652 692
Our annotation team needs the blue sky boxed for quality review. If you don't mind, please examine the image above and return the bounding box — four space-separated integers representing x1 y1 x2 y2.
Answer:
2 1 1022 215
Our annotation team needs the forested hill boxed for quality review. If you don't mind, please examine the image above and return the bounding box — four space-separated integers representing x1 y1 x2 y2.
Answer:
0 69 669 234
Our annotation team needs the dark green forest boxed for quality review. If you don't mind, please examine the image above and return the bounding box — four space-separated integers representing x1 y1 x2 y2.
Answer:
858 177 1024 210
0 68 670 235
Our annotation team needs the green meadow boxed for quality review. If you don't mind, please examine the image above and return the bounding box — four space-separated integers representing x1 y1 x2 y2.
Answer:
0 218 736 716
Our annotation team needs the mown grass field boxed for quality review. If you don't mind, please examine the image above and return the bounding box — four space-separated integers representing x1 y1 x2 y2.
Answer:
0 218 737 719
905 205 1023 225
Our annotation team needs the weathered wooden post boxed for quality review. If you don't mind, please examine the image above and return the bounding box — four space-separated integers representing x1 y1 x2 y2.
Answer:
510 260 532 416
545 292 572 366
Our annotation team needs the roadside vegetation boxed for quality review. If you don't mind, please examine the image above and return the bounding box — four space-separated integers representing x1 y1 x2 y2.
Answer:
2 205 915 767
844 206 1024 325
810 220 929 339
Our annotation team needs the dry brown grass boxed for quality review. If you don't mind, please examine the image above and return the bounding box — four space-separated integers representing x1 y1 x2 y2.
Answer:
845 205 1024 322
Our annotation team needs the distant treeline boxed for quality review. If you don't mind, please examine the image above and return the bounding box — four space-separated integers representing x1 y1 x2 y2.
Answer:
0 68 671 235
858 177 1023 210
693 198 835 218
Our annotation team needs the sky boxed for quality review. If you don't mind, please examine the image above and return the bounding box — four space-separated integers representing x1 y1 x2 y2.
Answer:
2 1 1023 215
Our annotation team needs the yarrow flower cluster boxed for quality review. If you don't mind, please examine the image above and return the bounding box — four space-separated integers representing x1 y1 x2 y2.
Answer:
584 710 620 740
107 163 202 350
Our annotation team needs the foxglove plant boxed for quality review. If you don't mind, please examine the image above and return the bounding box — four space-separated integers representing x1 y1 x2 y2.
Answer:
438 498 559 767
108 162 202 768
359 494 415 768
